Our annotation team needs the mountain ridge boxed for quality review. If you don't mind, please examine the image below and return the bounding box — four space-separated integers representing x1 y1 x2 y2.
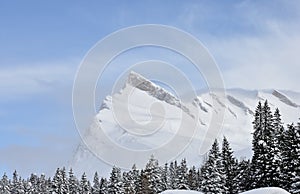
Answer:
70 72 300 178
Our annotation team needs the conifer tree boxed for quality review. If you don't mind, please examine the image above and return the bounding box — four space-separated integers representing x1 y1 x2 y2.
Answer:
281 123 300 191
11 170 23 194
80 172 91 194
177 158 189 189
200 139 227 193
123 171 135 194
139 169 151 194
108 166 123 194
221 136 237 194
69 168 79 194
37 173 50 194
251 101 272 188
29 173 39 193
61 167 69 193
291 175 300 194
143 155 164 193
92 172 100 194
169 161 179 189
269 108 284 186
23 179 34 194
232 159 251 193
52 168 62 193
289 120 300 194
131 164 141 193
99 177 108 194
0 173 10 194
187 166 198 191
161 163 171 191
262 101 280 186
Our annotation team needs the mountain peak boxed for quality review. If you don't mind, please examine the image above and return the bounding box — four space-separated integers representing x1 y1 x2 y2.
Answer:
126 71 152 88
125 71 194 118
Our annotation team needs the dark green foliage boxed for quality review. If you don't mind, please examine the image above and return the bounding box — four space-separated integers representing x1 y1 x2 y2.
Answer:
108 166 123 194
281 123 300 191
250 100 282 188
187 166 199 190
232 159 251 193
221 136 237 194
69 168 79 194
80 172 91 194
200 139 227 193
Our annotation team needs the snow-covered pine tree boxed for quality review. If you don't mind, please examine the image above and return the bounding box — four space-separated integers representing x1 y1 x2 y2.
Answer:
61 167 70 193
291 175 300 194
290 120 300 194
232 159 251 193
250 101 264 188
123 171 135 194
270 108 284 187
46 177 52 193
177 158 189 189
200 139 227 194
0 173 10 194
16 176 26 194
108 166 124 194
69 168 79 194
169 161 179 189
143 155 164 193
221 136 237 194
251 100 275 188
52 167 69 194
92 172 100 194
196 169 201 191
29 173 39 193
99 177 108 194
23 179 34 194
37 173 50 194
11 170 24 194
131 164 141 193
187 166 198 191
52 168 62 193
281 122 300 192
161 163 171 191
139 169 151 194
261 100 278 186
11 170 18 194
80 172 91 194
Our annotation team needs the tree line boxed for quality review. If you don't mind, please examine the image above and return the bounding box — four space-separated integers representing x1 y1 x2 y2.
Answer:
0 100 299 194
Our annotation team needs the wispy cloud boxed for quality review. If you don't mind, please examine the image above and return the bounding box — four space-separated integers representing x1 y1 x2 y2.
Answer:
177 1 300 92
0 60 77 101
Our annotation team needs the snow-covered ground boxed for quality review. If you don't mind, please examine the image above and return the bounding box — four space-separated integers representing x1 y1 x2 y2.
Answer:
160 187 290 194
240 187 290 194
160 190 203 194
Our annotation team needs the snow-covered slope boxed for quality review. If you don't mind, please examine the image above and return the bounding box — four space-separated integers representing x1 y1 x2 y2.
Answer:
240 187 290 194
70 72 300 177
160 187 290 194
160 190 203 194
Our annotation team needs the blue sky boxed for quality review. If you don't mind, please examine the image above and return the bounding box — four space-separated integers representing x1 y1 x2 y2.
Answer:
1 0 300 177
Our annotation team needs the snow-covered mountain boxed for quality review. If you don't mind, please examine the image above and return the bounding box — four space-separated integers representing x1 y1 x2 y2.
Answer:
70 71 300 177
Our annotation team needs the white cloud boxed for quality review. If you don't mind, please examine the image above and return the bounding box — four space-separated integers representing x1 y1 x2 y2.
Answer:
0 60 78 101
177 1 300 92
207 21 300 91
